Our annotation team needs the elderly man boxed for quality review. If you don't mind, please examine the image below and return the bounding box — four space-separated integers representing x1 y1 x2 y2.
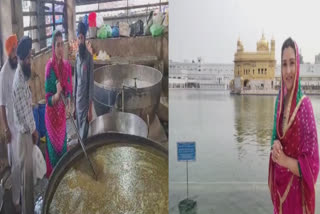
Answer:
12 36 38 214
0 34 21 212
74 22 94 140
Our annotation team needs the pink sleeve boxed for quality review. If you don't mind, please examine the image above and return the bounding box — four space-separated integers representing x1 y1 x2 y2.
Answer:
45 60 55 106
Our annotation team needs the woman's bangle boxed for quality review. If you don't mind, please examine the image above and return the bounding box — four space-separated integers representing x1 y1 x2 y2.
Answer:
53 93 59 105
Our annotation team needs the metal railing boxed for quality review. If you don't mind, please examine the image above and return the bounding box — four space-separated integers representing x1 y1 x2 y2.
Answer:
75 1 168 24
23 0 67 53
22 0 168 55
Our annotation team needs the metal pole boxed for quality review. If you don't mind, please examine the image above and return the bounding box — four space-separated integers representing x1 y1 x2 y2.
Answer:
60 94 98 180
122 87 125 112
53 2 55 30
127 0 129 23
186 160 188 199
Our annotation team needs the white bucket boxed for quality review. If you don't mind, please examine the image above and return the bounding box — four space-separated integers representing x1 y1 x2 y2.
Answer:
89 27 97 38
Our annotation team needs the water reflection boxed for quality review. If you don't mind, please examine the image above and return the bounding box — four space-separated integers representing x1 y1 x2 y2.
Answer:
233 96 275 160
169 89 320 213
169 89 230 101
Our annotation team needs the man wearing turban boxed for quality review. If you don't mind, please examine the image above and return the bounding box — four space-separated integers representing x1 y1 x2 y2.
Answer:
0 34 21 212
74 22 94 140
12 36 38 214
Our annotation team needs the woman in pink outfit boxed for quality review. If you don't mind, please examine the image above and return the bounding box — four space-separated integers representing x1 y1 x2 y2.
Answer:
268 37 319 214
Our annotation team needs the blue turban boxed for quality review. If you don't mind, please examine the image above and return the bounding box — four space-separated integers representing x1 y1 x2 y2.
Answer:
17 36 32 60
77 22 87 37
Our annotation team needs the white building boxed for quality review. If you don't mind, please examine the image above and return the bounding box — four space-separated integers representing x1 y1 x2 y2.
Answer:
169 60 234 89
170 60 320 92
315 53 320 64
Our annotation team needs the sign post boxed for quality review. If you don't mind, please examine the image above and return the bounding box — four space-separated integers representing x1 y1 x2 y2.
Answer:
177 142 196 199
187 161 188 198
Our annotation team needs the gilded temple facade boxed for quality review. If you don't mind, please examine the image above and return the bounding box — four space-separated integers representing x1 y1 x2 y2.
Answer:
233 34 276 92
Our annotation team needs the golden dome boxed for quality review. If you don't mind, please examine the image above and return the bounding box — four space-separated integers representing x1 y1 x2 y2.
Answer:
237 37 244 52
257 33 269 51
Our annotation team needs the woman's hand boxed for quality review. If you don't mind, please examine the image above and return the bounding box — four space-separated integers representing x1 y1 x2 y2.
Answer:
272 140 288 168
53 82 63 105
272 140 282 162
56 82 62 97
271 140 282 161
271 140 300 176
273 147 288 168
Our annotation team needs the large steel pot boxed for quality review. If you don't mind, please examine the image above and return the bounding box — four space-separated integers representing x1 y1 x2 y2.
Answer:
42 133 168 214
88 111 148 138
93 64 162 123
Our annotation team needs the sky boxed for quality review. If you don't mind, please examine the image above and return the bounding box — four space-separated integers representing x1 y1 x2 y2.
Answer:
169 0 320 64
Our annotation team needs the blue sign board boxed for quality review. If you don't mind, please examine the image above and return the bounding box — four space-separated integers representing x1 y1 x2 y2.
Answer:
177 142 196 161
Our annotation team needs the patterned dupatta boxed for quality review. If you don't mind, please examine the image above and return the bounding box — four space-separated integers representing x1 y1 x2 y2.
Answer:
271 42 304 145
